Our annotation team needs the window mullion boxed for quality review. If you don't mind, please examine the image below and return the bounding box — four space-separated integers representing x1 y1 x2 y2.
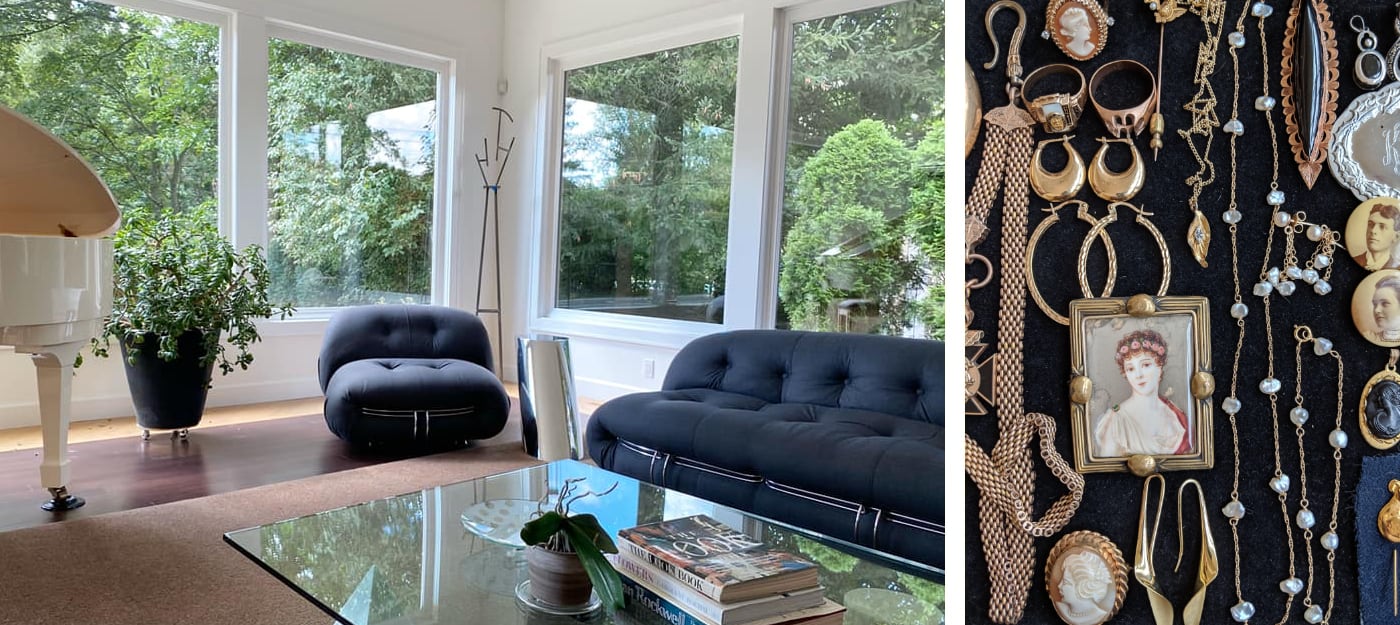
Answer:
229 12 269 250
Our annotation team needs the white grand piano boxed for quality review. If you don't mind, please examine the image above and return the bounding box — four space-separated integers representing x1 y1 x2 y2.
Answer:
0 104 119 511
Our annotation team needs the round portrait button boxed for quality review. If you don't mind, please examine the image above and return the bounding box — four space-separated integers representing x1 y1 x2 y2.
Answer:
1345 197 1400 271
1352 269 1400 347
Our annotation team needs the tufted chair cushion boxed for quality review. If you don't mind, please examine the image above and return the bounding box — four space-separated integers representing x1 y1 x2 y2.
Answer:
662 330 942 425
318 304 495 393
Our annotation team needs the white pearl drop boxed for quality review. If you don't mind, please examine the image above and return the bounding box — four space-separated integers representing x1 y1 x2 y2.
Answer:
1229 31 1246 48
1307 224 1325 241
1252 2 1274 18
1260 377 1282 394
1232 600 1256 622
1314 337 1333 355
1267 190 1287 206
1290 406 1309 426
1223 209 1243 224
1223 397 1242 414
1279 577 1304 595
1296 509 1316 529
1286 265 1304 280
1231 303 1249 319
1321 531 1339 551
1274 211 1292 227
1267 267 1281 284
1253 281 1273 297
1316 254 1331 268
1269 474 1291 493
1255 95 1277 111
1224 500 1246 519
1314 280 1332 296
1304 605 1324 624
1277 281 1297 296
1302 268 1319 284
1330 429 1349 449
1224 119 1244 135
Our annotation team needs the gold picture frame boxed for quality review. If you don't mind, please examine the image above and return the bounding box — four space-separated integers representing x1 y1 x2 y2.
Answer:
1069 294 1214 475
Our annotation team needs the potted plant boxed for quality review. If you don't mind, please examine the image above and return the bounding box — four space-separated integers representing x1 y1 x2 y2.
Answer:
89 204 293 435
519 478 625 611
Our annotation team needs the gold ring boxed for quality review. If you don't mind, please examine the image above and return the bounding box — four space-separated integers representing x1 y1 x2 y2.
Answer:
1077 202 1171 299
1026 201 1117 325
1089 59 1158 138
1021 63 1086 134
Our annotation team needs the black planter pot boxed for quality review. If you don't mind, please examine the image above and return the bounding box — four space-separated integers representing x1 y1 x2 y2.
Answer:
120 330 215 430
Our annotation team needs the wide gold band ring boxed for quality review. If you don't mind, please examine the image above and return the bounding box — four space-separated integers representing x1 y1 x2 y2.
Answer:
1089 59 1158 138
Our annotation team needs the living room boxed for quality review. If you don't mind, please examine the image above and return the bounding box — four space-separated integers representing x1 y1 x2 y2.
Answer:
0 0 943 623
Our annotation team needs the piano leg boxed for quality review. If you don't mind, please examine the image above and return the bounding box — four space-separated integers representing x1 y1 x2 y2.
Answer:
20 342 86 512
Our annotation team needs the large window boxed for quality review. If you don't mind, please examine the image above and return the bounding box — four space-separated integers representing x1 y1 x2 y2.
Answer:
555 37 739 324
267 39 439 308
775 0 944 338
0 1 219 216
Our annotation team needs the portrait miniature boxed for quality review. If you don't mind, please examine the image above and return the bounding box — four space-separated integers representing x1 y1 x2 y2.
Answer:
1069 295 1214 474
1045 531 1126 625
1352 269 1400 347
1345 197 1400 271
1046 0 1108 61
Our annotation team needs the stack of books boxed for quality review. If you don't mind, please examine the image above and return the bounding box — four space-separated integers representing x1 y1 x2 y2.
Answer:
609 514 845 625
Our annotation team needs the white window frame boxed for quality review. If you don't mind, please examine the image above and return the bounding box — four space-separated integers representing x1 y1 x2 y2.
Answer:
529 10 745 349
260 24 456 321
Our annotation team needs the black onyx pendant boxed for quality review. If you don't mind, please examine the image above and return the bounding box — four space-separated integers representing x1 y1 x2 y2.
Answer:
1361 350 1400 450
1281 0 1340 189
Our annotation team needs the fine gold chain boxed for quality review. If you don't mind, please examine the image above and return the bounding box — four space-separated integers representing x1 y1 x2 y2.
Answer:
1292 326 1344 624
1180 0 1228 267
1222 0 1250 617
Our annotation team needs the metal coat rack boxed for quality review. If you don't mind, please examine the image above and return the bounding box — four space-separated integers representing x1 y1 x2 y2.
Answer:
474 107 515 378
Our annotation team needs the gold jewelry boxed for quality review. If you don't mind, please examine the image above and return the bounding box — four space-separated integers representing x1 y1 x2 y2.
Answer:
1021 63 1086 133
1280 0 1340 189
1030 136 1086 201
1026 201 1116 325
1379 479 1400 616
1289 326 1345 624
1045 530 1127 625
966 257 996 417
1089 59 1157 137
1178 0 1226 268
1142 0 1188 157
1077 202 1169 298
1088 137 1145 201
1042 0 1110 62
1136 474 1172 625
966 4 1085 622
1175 479 1218 625
1360 349 1400 450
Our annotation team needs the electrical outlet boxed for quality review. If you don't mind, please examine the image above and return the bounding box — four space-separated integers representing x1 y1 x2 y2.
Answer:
642 359 655 379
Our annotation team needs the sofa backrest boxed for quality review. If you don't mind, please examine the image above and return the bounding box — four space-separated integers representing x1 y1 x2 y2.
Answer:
663 330 943 425
317 305 494 392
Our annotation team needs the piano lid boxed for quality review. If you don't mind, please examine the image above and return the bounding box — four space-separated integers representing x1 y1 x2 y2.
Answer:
0 104 119 238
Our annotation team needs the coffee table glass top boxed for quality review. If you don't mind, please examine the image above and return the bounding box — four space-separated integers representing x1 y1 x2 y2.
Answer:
224 460 942 625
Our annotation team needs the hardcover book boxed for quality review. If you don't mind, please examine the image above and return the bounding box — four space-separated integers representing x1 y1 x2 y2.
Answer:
610 551 825 624
617 515 819 602
615 563 845 625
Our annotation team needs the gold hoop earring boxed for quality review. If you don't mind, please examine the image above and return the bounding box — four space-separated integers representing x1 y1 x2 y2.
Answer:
1089 137 1146 201
1030 136 1087 201
1175 479 1217 625
1078 202 1171 297
1026 201 1116 325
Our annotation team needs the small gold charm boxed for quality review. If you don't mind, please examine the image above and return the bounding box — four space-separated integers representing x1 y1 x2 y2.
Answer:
1046 531 1128 625
1187 210 1211 268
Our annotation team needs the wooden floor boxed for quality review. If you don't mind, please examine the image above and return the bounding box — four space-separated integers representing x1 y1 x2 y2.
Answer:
0 397 537 534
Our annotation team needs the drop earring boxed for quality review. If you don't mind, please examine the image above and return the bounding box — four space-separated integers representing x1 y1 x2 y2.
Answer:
1353 16 1387 90
1088 138 1145 202
1030 137 1087 202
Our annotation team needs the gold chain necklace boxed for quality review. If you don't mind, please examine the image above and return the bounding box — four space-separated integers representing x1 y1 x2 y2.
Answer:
1181 0 1228 268
1289 326 1344 624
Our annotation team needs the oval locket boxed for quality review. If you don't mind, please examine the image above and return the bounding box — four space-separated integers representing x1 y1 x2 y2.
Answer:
1362 356 1400 450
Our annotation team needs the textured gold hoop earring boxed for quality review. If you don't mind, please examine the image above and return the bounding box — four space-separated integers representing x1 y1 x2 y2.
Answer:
1089 137 1147 201
1026 201 1116 325
1030 136 1087 201
1077 202 1171 297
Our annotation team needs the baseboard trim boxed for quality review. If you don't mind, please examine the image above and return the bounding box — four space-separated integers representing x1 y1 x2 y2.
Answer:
574 376 651 403
0 377 322 431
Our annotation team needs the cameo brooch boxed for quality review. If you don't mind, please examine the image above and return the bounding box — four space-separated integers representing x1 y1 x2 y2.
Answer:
1043 0 1110 62
1046 531 1127 625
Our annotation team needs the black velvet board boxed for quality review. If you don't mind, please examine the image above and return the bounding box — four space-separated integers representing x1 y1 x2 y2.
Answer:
963 1 1396 623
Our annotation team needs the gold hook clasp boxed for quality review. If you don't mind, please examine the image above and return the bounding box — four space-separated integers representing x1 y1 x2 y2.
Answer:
983 0 1027 82
1294 325 1314 343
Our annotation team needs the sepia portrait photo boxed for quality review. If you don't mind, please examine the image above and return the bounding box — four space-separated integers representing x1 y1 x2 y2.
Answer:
1069 296 1213 474
1352 269 1400 347
1345 197 1400 272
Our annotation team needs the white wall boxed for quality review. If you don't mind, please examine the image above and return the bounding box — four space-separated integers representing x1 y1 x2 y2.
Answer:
0 0 505 431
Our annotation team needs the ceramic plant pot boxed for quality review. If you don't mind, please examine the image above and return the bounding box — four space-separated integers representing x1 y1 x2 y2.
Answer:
525 545 593 608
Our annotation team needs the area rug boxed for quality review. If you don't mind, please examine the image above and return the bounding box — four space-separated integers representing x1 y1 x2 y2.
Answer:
0 443 539 625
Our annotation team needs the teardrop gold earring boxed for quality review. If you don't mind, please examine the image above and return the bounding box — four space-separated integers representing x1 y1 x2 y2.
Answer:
1030 136 1087 202
1088 137 1145 201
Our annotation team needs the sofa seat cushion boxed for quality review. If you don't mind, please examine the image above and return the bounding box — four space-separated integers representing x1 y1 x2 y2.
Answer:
328 358 505 411
747 409 942 524
587 388 778 475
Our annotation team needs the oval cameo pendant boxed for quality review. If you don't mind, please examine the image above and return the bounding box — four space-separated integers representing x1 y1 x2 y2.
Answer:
1043 0 1109 62
1045 530 1127 625
1353 270 1400 348
1330 83 1400 200
1345 197 1400 271
1361 356 1400 450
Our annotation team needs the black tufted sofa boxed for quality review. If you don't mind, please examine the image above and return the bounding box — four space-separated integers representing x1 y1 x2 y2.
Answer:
318 305 510 448
586 330 943 574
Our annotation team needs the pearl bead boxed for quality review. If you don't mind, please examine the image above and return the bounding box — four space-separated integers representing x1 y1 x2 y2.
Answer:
1267 189 1286 206
1314 279 1332 296
1260 377 1281 394
1267 267 1281 284
1316 253 1331 268
1286 265 1303 280
1280 577 1304 595
1314 337 1333 355
1231 302 1249 319
1253 281 1273 297
1255 95 1277 111
1224 119 1244 135
1321 531 1339 551
1224 499 1246 519
1269 474 1291 493
1277 280 1296 296
1232 600 1256 622
1252 2 1273 18
1296 509 1316 529
1229 31 1246 48
1330 429 1349 449
1302 268 1319 284
1273 211 1292 227
1223 209 1243 224
1304 605 1324 623
1307 224 1325 241
1290 406 1309 426
1223 397 1242 414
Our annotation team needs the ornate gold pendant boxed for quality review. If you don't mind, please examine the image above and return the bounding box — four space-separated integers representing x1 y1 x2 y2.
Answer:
1281 0 1341 189
1361 350 1400 450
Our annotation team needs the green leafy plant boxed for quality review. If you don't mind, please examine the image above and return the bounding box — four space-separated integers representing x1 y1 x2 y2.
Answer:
90 204 293 374
519 478 625 610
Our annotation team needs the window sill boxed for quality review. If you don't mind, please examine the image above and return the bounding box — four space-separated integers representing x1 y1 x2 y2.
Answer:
530 309 725 350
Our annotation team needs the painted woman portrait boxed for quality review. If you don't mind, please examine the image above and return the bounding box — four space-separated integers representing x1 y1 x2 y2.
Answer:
1092 329 1191 457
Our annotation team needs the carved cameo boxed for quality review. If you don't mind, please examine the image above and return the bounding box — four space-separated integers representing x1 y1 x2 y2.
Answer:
1044 0 1109 62
1362 365 1400 450
1046 531 1127 625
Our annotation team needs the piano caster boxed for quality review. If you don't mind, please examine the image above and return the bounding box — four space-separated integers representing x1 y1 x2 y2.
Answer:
40 486 85 512
142 428 190 442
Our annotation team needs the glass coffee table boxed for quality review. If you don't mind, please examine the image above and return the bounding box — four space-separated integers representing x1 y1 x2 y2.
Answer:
224 460 942 625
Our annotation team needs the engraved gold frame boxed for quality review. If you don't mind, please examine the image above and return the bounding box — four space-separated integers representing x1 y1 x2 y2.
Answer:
1069 294 1214 475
